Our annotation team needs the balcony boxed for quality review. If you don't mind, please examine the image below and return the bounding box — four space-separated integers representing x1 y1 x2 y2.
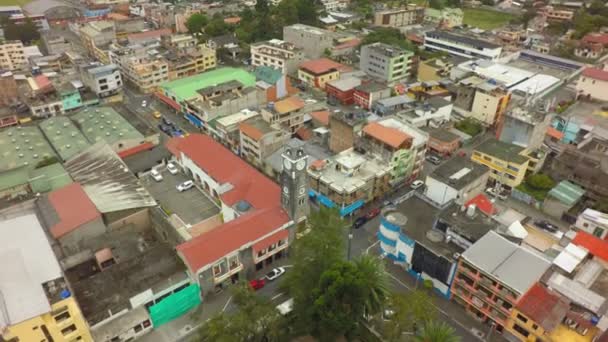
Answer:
213 262 243 284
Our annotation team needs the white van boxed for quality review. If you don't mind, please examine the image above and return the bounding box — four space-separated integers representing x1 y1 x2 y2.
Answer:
151 168 163 182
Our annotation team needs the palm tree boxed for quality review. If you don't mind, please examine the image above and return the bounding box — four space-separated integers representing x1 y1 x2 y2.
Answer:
353 254 390 316
416 320 461 342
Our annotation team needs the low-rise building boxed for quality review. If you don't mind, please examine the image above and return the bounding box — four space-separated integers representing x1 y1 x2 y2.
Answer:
424 157 489 206
260 96 306 133
326 76 361 105
575 208 608 239
424 7 463 28
0 40 26 70
427 128 461 157
0 212 93 342
451 231 551 333
575 33 608 59
298 58 350 90
424 30 502 61
80 21 116 61
542 180 585 219
540 5 574 21
239 115 290 168
308 148 392 216
329 111 367 153
283 24 335 59
360 42 414 83
577 65 608 101
471 138 530 190
417 57 453 82
41 31 73 55
373 5 425 28
250 39 305 74
353 82 391 109
455 76 511 126
213 108 260 153
497 107 552 151
79 63 123 98
397 96 453 128
254 65 299 102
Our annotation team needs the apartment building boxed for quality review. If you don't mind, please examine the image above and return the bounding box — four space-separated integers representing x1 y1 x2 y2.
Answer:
497 107 552 151
0 214 93 342
471 138 530 190
0 40 26 70
577 65 608 101
165 45 217 80
79 63 123 98
283 23 335 59
353 82 391 110
450 231 551 334
455 76 511 126
540 5 574 21
424 157 489 206
239 115 290 168
298 58 349 89
308 148 392 216
116 55 168 93
427 128 461 157
329 111 367 153
417 57 453 82
250 39 305 74
260 96 306 133
373 5 425 28
360 43 414 83
424 30 502 61
79 21 116 61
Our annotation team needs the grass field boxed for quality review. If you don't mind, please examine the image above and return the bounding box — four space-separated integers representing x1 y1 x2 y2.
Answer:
0 0 32 6
463 8 515 30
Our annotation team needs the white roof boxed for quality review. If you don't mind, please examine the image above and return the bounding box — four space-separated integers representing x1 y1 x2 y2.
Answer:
0 214 62 326
548 272 607 314
506 221 528 239
580 208 608 227
216 109 259 127
511 74 560 95
553 243 588 273
457 59 533 88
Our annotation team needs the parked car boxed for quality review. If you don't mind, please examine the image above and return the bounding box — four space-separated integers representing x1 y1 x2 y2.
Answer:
249 278 266 290
171 129 185 137
365 208 381 220
167 162 178 175
382 199 394 208
534 220 559 233
162 117 173 126
265 267 286 281
176 180 194 192
158 124 172 135
426 155 442 165
411 180 424 190
150 169 163 182
353 216 368 229
485 187 508 201
141 100 147 107
152 111 162 119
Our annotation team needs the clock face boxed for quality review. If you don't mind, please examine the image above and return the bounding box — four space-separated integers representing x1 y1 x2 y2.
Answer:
296 159 306 171
283 186 289 194
283 159 292 170
299 186 306 195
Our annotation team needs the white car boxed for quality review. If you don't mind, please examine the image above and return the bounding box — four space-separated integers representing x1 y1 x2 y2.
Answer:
265 267 286 281
167 162 178 175
485 187 508 201
141 100 147 107
411 180 424 189
176 180 194 192
151 169 163 182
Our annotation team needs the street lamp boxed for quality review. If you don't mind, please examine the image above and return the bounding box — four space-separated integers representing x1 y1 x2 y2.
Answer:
347 232 353 260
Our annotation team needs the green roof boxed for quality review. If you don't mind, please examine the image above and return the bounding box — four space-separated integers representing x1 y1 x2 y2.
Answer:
71 107 144 146
39 116 91 161
161 67 256 102
547 180 585 206
29 163 73 193
0 167 29 192
474 139 528 164
0 126 57 173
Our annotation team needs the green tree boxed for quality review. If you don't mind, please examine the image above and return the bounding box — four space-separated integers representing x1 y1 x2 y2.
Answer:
361 27 415 51
353 255 390 317
295 0 319 25
185 13 209 35
525 174 555 190
205 15 230 37
198 283 285 341
3 18 40 44
283 207 346 336
416 320 461 342
384 291 437 342
429 0 445 9
255 0 270 17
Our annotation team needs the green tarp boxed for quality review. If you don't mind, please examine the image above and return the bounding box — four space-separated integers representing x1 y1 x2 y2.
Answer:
149 284 201 327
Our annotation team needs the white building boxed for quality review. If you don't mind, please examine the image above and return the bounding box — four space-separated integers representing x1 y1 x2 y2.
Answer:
424 157 490 206
424 30 502 61
250 39 305 74
577 66 608 101
576 208 608 239
79 63 123 98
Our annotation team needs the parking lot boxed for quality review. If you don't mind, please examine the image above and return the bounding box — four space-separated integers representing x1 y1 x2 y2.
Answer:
142 167 220 226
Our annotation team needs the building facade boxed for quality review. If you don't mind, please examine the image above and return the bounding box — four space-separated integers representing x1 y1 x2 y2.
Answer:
298 58 346 89
79 63 123 98
424 31 502 61
283 24 335 59
360 43 414 83
471 139 530 189
576 66 608 101
575 208 608 239
0 40 26 70
373 6 425 28
250 39 305 74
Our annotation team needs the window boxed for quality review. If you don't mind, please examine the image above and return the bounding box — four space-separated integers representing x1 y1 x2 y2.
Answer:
61 324 77 336
54 311 71 323
98 78 107 84
483 156 492 162
134 323 143 333
516 313 528 323
33 326 39 330
100 85 108 91
532 323 538 330
593 227 604 237
278 239 285 246
583 223 589 228
507 165 519 172
268 243 277 252
513 324 530 337
213 264 223 276
257 249 266 258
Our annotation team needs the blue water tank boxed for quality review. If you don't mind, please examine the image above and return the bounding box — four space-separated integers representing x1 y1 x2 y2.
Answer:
60 289 71 299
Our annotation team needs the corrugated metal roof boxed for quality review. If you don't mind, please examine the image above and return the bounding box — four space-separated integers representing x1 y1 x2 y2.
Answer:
547 180 585 206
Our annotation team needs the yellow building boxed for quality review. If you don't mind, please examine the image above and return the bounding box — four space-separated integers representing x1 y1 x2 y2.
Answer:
298 58 345 90
417 57 453 82
0 214 93 342
0 40 26 70
471 138 530 189
504 282 598 342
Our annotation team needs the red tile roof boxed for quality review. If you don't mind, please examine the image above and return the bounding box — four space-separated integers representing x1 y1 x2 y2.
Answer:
465 194 496 216
310 110 330 126
572 231 608 261
582 33 608 45
167 134 291 272
118 142 154 159
252 229 289 252
48 183 101 239
128 29 172 41
299 58 352 75
516 283 569 331
582 67 608 82
34 75 52 90
295 126 312 141
239 122 264 141
362 122 412 149
224 16 241 24
333 38 361 50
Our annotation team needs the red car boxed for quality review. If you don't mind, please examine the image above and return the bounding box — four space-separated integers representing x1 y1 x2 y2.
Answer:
365 208 381 220
249 279 266 290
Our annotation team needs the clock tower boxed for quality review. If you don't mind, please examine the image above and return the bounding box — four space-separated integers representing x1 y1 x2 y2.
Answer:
280 139 310 223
